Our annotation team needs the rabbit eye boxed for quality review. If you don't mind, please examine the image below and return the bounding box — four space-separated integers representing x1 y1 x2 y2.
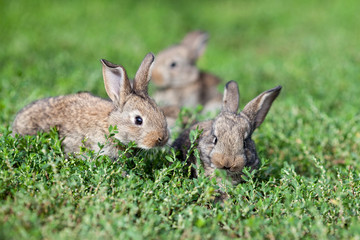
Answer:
134 116 143 125
212 136 218 145
170 62 177 68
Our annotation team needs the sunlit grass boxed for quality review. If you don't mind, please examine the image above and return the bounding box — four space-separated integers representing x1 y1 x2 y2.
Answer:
1 0 360 239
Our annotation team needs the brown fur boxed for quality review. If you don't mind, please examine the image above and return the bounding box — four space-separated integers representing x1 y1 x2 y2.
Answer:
12 53 169 159
154 71 222 110
173 81 282 185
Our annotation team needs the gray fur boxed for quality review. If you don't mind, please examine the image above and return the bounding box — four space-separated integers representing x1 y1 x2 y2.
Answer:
12 53 169 159
173 81 282 185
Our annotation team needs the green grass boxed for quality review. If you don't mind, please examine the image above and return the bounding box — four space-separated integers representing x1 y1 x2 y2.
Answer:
1 0 360 239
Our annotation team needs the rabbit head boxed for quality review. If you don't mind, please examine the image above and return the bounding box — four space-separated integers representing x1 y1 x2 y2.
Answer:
102 53 169 149
151 31 209 88
198 81 282 184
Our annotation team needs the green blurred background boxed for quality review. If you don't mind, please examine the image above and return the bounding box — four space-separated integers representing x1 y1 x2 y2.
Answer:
1 0 359 125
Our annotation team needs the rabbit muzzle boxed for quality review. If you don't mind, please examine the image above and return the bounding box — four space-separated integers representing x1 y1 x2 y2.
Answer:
151 68 165 86
211 153 246 172
142 130 169 148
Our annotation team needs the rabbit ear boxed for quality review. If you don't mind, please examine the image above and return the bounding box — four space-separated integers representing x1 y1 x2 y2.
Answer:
101 59 131 107
221 80 239 113
241 86 282 130
181 31 209 60
133 53 155 96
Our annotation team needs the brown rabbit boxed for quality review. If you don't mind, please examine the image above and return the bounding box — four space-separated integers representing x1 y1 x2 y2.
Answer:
12 53 169 158
172 81 282 185
151 31 223 113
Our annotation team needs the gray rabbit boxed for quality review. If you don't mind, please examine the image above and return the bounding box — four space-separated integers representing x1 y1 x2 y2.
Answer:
173 81 281 185
12 53 169 158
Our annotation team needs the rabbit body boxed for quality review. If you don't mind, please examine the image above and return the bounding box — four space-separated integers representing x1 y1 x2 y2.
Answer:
173 81 281 185
154 71 222 112
152 31 223 113
12 53 169 158
12 93 119 157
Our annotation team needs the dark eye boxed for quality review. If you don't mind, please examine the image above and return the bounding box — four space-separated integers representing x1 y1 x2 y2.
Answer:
170 62 177 68
135 116 143 125
212 136 217 145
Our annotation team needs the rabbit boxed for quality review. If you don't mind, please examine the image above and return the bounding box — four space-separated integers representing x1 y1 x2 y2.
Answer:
151 30 223 114
12 53 170 159
172 81 282 185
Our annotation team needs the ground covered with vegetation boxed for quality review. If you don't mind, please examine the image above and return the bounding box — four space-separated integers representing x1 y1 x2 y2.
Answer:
1 0 360 239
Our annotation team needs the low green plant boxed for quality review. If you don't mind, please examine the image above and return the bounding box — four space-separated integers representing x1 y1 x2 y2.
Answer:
1 0 360 239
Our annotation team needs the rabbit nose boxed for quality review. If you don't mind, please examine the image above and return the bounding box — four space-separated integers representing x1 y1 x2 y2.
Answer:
211 153 246 172
143 131 168 148
156 131 169 146
212 153 232 170
221 164 240 172
220 165 234 171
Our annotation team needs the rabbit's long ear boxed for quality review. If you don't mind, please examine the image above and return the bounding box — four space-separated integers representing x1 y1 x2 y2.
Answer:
241 86 282 130
101 59 131 107
133 53 155 96
181 31 209 61
221 80 239 113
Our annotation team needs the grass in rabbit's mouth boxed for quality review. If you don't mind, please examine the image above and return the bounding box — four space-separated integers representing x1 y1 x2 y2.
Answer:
1 0 360 239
